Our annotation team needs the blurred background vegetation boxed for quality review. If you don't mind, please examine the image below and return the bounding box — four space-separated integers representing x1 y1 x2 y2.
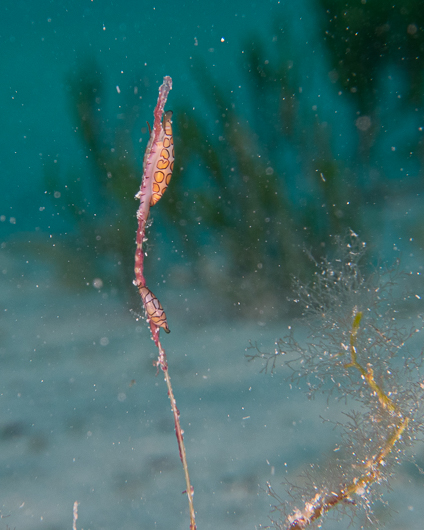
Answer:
41 1 424 319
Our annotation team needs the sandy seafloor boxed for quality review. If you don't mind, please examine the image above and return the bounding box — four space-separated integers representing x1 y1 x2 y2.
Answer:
1 249 424 530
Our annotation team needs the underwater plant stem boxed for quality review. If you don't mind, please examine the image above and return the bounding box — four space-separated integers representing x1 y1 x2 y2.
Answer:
286 311 409 530
157 342 197 530
287 412 408 530
345 311 400 413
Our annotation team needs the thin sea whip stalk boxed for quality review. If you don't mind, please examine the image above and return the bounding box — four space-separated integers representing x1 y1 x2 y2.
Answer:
134 76 196 530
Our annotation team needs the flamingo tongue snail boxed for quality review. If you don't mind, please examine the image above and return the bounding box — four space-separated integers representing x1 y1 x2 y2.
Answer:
138 285 170 334
150 110 174 206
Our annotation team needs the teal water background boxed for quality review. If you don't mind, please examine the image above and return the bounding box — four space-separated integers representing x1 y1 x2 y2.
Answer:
2 0 317 231
1 1 424 529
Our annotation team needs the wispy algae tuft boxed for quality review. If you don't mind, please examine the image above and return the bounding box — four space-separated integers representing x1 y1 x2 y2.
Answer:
248 232 424 529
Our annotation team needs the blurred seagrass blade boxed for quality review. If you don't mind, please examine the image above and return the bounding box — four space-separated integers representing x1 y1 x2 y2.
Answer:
18 5 424 320
163 54 365 317
318 0 424 112
38 61 159 305
318 0 424 165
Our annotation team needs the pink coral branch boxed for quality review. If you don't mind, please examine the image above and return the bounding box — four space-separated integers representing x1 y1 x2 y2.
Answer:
134 76 196 530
